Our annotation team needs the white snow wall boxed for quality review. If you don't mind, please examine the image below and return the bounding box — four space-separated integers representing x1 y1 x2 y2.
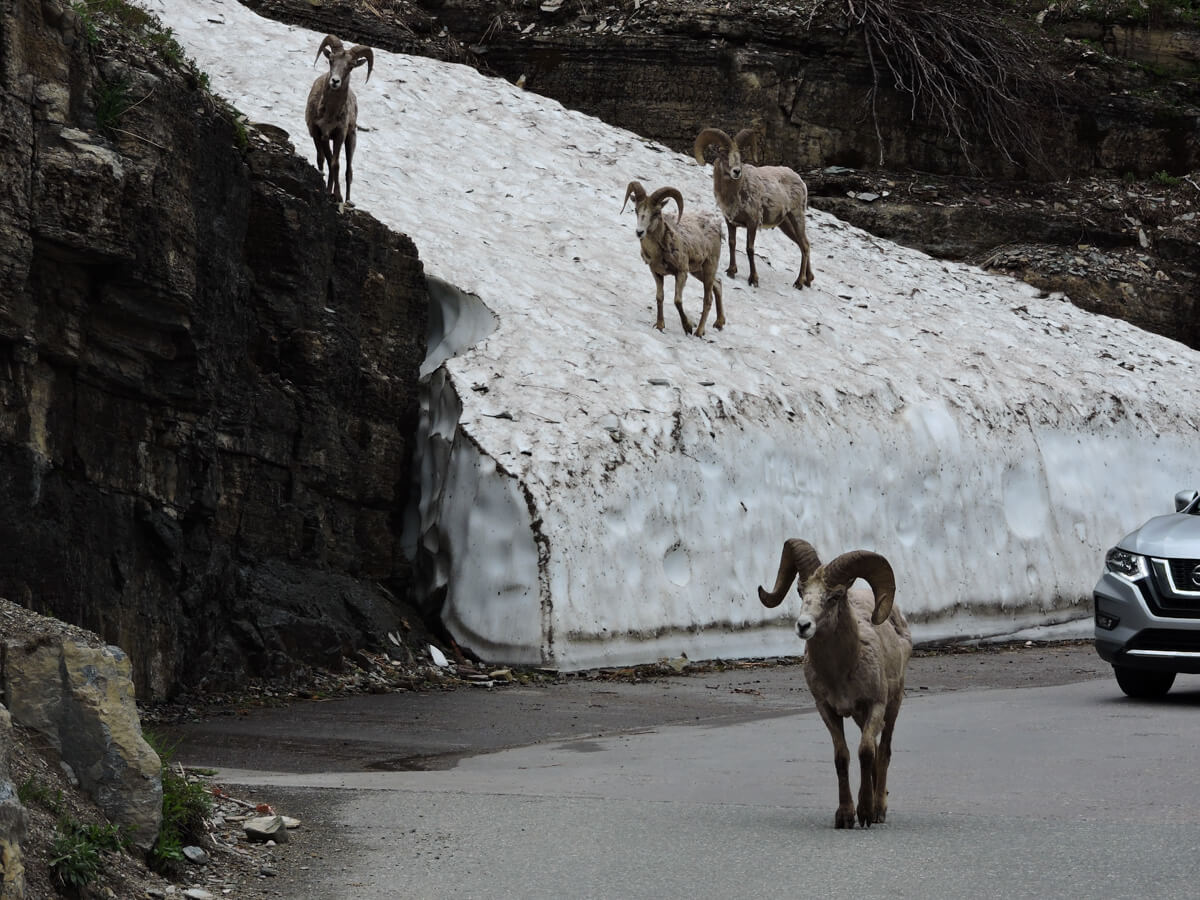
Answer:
155 0 1200 670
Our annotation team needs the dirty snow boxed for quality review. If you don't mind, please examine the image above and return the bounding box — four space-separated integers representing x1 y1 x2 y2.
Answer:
149 0 1200 668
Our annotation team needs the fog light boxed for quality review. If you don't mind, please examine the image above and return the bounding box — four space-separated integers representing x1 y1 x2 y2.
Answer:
1095 610 1120 630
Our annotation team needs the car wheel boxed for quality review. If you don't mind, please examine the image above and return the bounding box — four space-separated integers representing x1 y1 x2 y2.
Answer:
1113 666 1176 699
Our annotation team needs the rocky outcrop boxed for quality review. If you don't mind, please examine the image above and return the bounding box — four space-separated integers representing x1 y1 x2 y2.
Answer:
2 630 161 851
0 1 429 698
0 706 26 900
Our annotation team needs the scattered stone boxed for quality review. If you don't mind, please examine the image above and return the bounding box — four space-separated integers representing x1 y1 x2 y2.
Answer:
244 815 290 844
182 889 214 900
182 845 210 864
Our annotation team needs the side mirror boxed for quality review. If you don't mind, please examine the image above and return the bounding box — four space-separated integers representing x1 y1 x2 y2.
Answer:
1174 490 1200 514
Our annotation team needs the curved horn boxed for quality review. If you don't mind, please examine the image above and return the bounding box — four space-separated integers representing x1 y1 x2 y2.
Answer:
733 127 759 163
821 551 897 626
351 45 374 81
621 180 647 215
758 538 823 608
648 186 683 222
693 127 732 166
315 34 343 64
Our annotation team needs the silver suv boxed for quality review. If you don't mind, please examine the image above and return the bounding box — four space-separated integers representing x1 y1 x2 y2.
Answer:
1094 489 1200 698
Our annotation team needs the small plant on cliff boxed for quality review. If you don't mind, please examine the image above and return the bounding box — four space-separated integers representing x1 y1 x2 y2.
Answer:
94 75 131 131
230 109 249 151
144 24 186 66
1152 170 1182 186
17 777 64 814
145 731 212 874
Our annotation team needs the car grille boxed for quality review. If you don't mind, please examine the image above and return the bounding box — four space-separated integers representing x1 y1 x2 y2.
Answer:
1166 558 1200 592
1143 557 1200 618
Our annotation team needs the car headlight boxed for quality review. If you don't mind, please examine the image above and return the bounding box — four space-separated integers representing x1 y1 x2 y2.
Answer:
1105 547 1148 581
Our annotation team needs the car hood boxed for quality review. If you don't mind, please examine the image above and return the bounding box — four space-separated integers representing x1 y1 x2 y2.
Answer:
1120 513 1200 559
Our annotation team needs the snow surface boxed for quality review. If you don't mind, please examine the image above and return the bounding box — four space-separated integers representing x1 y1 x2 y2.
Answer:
151 0 1199 667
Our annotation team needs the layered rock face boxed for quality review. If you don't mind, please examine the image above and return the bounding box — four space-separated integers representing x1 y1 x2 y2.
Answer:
244 0 1200 179
0 0 428 698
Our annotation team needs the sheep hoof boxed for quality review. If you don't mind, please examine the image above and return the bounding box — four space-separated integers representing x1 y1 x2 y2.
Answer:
834 807 856 829
714 318 726 330
654 321 666 332
748 275 759 287
725 265 737 277
856 803 874 828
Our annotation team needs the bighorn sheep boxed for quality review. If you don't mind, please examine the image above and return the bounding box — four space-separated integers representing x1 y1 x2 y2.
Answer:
305 35 374 204
758 539 911 828
693 128 814 290
621 181 725 337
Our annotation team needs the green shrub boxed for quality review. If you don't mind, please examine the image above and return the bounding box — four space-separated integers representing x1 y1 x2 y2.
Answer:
47 819 128 892
144 731 212 874
49 827 103 891
1152 170 1181 186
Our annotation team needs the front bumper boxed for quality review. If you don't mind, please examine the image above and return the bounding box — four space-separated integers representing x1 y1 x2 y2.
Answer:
1094 570 1200 674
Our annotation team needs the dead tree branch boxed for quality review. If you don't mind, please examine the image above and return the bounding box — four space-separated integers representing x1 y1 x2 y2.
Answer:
824 0 1070 173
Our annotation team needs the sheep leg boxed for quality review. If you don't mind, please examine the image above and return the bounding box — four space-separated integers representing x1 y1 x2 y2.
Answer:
816 701 856 829
673 273 694 335
712 277 725 331
873 696 902 824
328 133 345 201
744 224 759 287
780 212 814 289
344 129 356 205
724 221 738 278
311 132 328 175
695 277 713 338
854 704 886 828
653 273 667 331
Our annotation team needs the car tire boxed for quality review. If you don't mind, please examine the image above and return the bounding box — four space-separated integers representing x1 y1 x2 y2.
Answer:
1113 665 1176 699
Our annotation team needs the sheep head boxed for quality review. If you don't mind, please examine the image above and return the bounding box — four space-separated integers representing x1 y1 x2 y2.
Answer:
758 540 896 640
693 127 759 181
621 181 683 239
315 35 374 92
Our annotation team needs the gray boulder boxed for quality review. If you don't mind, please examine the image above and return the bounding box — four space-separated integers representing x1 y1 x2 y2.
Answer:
0 704 28 899
2 639 162 850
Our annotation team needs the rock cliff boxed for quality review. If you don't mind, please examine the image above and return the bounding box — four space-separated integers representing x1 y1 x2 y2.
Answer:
0 0 429 698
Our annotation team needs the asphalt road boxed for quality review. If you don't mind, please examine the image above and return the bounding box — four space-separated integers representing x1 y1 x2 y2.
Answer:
168 644 1200 899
